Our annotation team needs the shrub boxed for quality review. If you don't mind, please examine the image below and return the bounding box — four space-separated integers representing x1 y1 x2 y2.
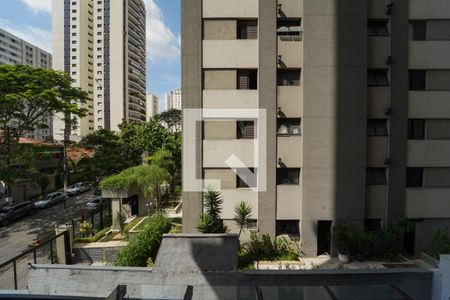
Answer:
74 227 111 243
115 213 172 267
238 233 299 268
196 189 227 233
430 227 450 258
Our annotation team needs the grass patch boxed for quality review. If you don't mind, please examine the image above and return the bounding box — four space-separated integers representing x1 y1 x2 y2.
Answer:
99 231 117 242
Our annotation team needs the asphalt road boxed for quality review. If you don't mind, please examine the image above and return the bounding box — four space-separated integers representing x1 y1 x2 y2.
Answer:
0 191 94 264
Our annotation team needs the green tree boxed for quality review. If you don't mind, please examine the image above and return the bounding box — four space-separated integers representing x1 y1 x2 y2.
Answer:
0 65 87 194
234 201 253 238
156 109 181 132
197 189 227 233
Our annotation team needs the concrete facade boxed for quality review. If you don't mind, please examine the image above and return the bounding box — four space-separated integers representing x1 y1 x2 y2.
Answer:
165 89 182 111
146 93 159 120
52 0 146 141
182 0 450 256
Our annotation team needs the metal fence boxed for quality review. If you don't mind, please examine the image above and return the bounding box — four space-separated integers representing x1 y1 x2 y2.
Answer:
71 201 112 239
0 231 71 290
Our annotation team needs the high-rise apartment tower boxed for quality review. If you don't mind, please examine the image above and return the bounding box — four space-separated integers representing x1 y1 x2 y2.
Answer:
182 0 450 256
52 0 146 141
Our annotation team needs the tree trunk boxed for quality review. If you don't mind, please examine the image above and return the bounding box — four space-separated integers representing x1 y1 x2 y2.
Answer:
63 112 70 209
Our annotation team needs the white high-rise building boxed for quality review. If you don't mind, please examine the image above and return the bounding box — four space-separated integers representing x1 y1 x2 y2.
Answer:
146 93 159 120
52 0 147 141
0 28 53 141
165 89 182 111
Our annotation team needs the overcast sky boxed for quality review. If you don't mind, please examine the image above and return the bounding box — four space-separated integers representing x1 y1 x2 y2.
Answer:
0 0 181 112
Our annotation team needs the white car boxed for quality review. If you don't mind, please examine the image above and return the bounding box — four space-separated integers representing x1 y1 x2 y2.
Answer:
84 196 103 211
34 192 67 209
66 183 90 196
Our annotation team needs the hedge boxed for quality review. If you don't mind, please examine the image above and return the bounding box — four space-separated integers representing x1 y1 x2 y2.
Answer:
114 213 172 267
74 227 111 244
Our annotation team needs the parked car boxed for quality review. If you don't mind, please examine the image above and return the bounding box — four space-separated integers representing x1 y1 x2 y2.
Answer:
0 197 10 210
0 201 34 226
34 192 67 209
84 196 105 211
66 182 91 196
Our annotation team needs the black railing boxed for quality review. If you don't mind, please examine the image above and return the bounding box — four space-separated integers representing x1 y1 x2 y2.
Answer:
71 201 112 239
0 231 71 290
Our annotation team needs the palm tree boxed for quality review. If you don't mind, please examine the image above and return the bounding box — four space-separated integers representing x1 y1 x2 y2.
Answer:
234 201 253 238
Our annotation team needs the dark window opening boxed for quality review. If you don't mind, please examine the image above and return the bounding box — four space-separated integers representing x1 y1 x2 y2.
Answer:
277 19 302 41
276 220 300 238
277 168 300 185
237 69 257 90
236 168 257 188
277 118 301 136
409 21 427 41
237 20 258 39
409 70 426 91
365 219 382 234
237 120 256 139
317 221 332 255
408 119 425 140
277 69 301 86
368 20 389 36
406 168 424 188
368 69 389 86
367 119 388 136
366 168 387 185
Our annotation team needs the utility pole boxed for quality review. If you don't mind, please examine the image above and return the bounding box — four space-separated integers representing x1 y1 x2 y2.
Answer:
63 112 70 209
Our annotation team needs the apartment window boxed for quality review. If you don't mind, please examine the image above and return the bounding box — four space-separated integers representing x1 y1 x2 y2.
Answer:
236 168 257 188
409 21 427 41
237 69 257 90
97 24 102 28
277 19 302 41
367 119 388 136
277 118 301 136
276 220 300 238
72 40 77 44
72 2 76 5
72 17 76 21
366 168 387 185
71 33 77 36
277 70 301 86
406 168 423 188
368 69 389 86
72 9 76 13
368 20 389 36
97 39 102 43
71 71 77 75
237 121 256 139
72 25 76 29
409 70 426 90
72 64 77 67
237 20 258 39
276 168 300 185
408 119 425 140
72 56 77 59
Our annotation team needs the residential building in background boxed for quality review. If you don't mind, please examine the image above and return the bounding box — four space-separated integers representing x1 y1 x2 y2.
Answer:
52 0 146 141
182 0 450 256
165 88 182 111
146 93 159 120
0 28 53 141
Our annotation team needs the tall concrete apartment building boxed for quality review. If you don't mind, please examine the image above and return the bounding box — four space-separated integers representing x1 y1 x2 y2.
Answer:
182 0 450 255
165 89 182 110
146 93 159 120
52 0 146 141
0 28 53 141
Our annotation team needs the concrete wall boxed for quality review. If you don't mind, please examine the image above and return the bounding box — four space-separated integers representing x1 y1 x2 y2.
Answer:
301 0 367 255
203 169 236 189
277 185 301 220
406 188 450 218
366 137 388 167
409 42 450 69
277 136 302 167
278 0 303 18
203 140 255 168
365 186 387 219
278 86 303 117
367 87 390 118
278 40 303 67
203 121 236 140
409 0 450 19
368 37 390 68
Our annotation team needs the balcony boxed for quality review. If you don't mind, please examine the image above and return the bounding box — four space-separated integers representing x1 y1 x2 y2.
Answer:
367 137 388 167
203 140 255 168
277 86 302 117
367 87 390 118
407 140 450 167
203 0 258 18
277 38 303 67
406 188 450 218
203 40 258 69
368 37 390 68
365 185 387 219
203 90 258 109
277 136 302 167
277 185 301 219
409 41 450 69
409 91 450 118
277 0 303 17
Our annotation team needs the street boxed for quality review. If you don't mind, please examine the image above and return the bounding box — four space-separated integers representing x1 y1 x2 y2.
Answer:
0 191 94 264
